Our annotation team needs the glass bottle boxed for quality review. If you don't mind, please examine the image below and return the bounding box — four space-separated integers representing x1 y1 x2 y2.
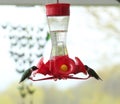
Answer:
46 3 70 58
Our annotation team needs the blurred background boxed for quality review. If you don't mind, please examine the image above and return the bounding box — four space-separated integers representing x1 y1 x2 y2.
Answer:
0 0 120 104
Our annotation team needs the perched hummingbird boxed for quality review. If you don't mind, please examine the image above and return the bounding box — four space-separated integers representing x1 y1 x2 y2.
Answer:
19 66 38 83
84 65 102 80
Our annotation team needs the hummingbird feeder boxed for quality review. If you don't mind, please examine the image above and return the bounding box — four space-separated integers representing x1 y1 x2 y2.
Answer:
20 1 102 83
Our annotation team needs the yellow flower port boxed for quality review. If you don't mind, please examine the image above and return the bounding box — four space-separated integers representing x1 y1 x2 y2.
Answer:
60 64 68 72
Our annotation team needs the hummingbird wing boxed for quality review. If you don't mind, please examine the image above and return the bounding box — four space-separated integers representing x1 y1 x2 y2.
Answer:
85 65 102 80
19 68 32 83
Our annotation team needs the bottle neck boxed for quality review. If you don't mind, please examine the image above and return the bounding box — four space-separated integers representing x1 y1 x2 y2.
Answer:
50 30 68 58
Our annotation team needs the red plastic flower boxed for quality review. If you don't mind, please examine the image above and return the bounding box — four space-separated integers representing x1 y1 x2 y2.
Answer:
33 55 87 79
47 55 75 77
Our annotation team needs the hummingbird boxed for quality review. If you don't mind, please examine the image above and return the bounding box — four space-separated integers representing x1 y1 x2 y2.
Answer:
19 66 38 83
84 65 102 80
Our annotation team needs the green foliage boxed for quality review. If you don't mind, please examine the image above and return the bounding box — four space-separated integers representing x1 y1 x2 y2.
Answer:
45 32 51 41
0 95 14 104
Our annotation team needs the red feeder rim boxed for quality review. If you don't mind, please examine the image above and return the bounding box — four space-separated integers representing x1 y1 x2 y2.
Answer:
46 3 70 16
